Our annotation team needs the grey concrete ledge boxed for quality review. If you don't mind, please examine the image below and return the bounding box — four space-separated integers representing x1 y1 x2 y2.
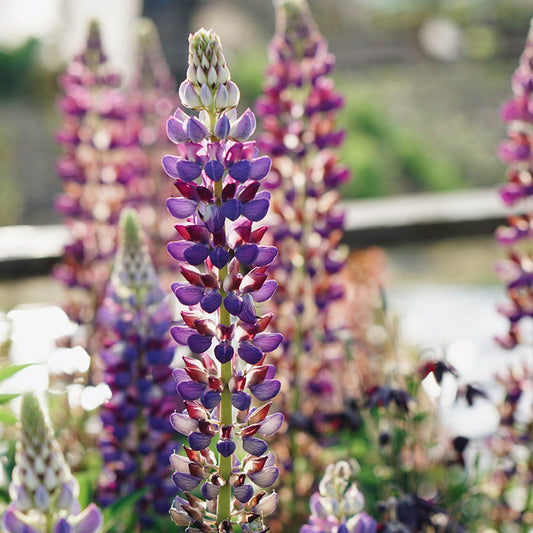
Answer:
0 188 508 278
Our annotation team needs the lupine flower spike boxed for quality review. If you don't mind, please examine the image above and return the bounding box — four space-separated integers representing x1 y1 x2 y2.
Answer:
129 18 176 270
2 392 103 533
301 461 376 533
163 28 283 531
54 20 150 326
496 18 533 349
97 208 177 527
256 0 351 427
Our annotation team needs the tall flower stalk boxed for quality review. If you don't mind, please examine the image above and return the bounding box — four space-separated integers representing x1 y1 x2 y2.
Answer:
54 20 150 327
129 18 176 270
256 0 350 426
2 393 103 533
163 28 283 531
495 18 533 349
96 208 177 529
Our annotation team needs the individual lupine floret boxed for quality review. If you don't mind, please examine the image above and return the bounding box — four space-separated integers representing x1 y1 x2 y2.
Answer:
300 460 376 533
54 20 150 327
495 19 533 349
96 208 177 527
2 393 103 533
163 28 283 532
255 0 352 429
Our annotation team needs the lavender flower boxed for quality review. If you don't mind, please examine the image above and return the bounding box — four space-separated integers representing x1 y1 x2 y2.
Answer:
2 392 103 533
163 28 283 531
495 19 533 349
301 461 376 533
54 20 150 325
256 0 350 427
96 208 177 527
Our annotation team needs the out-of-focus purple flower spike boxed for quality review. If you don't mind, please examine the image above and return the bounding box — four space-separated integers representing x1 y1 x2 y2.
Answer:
96 208 177 527
2 393 103 533
495 19 533 349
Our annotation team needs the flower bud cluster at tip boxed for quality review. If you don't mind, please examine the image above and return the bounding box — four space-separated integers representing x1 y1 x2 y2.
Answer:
255 0 351 427
495 19 533 349
179 28 240 112
96 208 177 527
163 28 283 531
2 393 103 533
301 460 376 533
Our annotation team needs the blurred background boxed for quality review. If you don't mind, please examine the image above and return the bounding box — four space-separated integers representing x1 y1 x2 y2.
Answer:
1 0 531 227
0 0 531 371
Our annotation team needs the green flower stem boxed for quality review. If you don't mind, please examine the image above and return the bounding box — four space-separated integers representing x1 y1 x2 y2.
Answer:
212 117 232 526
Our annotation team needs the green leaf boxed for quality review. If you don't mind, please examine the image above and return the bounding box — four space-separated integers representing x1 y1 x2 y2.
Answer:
0 363 34 383
0 406 17 424
0 393 19 405
102 488 149 532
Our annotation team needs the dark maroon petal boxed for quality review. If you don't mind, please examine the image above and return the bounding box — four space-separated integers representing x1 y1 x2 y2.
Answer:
177 160 202 182
201 482 220 500
174 285 203 306
254 246 278 266
201 390 221 409
172 472 202 491
252 333 283 353
167 197 197 219
249 156 271 181
233 484 254 503
243 198 269 222
216 439 236 457
250 380 281 401
214 342 234 364
251 280 277 303
210 247 230 269
223 293 243 316
214 115 230 139
249 466 279 488
229 160 251 183
221 199 242 220
238 181 261 203
201 290 222 313
231 391 251 411
187 116 208 142
188 431 212 451
170 326 194 345
183 243 209 265
238 341 263 365
162 155 180 178
235 244 259 266
242 437 268 456
188 334 213 354
177 380 206 401
204 160 225 182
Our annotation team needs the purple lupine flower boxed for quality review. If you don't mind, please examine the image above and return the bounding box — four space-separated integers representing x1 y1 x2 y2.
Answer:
2 393 103 533
129 18 177 271
255 0 351 430
164 28 283 531
96 208 177 527
301 461 377 533
495 19 533 349
54 20 151 327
